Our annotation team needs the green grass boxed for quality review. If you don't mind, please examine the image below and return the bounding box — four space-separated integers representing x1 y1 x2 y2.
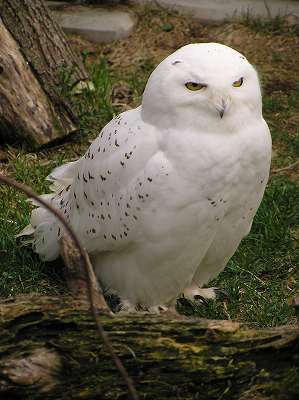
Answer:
0 55 298 327
240 11 299 35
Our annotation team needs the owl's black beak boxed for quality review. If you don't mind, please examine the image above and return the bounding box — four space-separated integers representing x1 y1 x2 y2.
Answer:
216 99 227 119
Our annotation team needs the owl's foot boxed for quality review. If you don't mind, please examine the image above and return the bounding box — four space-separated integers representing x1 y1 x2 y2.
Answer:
117 299 169 314
183 283 229 302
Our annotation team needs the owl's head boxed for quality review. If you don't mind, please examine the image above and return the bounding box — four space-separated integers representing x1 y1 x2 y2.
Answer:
142 43 262 131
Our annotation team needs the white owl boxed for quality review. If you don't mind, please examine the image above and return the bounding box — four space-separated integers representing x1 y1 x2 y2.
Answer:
20 43 272 312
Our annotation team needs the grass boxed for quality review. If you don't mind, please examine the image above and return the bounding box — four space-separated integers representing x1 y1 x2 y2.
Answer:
0 6 298 327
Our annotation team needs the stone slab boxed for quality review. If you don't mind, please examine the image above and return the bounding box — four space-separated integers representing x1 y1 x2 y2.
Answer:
48 5 136 43
133 0 299 22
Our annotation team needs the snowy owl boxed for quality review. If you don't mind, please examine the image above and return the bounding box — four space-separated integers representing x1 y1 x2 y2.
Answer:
20 43 271 312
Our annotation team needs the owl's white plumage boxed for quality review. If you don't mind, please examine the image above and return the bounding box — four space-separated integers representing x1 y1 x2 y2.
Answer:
21 43 271 309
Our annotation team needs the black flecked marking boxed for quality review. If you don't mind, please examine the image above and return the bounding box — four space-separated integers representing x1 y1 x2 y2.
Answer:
77 173 80 180
74 192 77 199
88 172 94 180
133 215 138 220
100 175 106 181
138 194 144 199
107 170 111 175
124 231 128 237
112 234 117 240
98 145 101 152
104 234 107 239
115 139 120 147
76 203 79 209
103 148 106 153
120 161 125 167
83 174 87 183
107 201 110 206
126 203 130 208
101 214 105 220
92 228 96 233
147 177 152 182
84 192 88 199
125 211 129 217
108 214 111 219
91 201 95 206
66 185 71 191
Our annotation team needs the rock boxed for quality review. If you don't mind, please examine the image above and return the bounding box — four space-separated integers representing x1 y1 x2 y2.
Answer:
50 6 136 43
132 0 299 24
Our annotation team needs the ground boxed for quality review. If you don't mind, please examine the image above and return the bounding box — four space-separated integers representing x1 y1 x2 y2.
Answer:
0 4 298 327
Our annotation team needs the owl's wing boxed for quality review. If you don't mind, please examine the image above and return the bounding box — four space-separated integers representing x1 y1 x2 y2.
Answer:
24 107 164 260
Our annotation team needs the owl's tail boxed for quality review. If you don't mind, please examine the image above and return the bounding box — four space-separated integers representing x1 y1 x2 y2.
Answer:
16 161 78 261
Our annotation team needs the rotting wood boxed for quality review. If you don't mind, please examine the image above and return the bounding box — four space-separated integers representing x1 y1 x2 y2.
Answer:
0 295 298 400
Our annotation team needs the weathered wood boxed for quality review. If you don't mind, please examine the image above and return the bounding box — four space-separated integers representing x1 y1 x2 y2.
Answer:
0 295 298 399
0 0 88 145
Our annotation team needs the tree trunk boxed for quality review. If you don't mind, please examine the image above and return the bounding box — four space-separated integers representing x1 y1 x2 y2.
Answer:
0 295 298 400
0 0 88 146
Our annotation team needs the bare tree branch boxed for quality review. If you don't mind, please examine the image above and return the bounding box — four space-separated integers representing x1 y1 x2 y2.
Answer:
0 173 139 400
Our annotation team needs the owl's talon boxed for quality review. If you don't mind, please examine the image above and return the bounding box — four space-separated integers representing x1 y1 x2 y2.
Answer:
214 288 230 301
193 294 209 305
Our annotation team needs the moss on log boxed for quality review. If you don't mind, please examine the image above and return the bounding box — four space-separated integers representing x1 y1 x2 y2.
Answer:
0 295 298 399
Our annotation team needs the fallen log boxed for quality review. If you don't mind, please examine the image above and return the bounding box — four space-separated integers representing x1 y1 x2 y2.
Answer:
0 0 88 146
0 295 298 399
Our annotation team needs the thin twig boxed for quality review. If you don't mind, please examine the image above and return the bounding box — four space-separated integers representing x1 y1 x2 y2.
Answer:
272 160 299 174
0 173 139 400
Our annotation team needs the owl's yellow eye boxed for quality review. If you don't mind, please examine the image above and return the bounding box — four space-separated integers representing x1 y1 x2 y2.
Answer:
233 77 244 87
185 82 206 91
